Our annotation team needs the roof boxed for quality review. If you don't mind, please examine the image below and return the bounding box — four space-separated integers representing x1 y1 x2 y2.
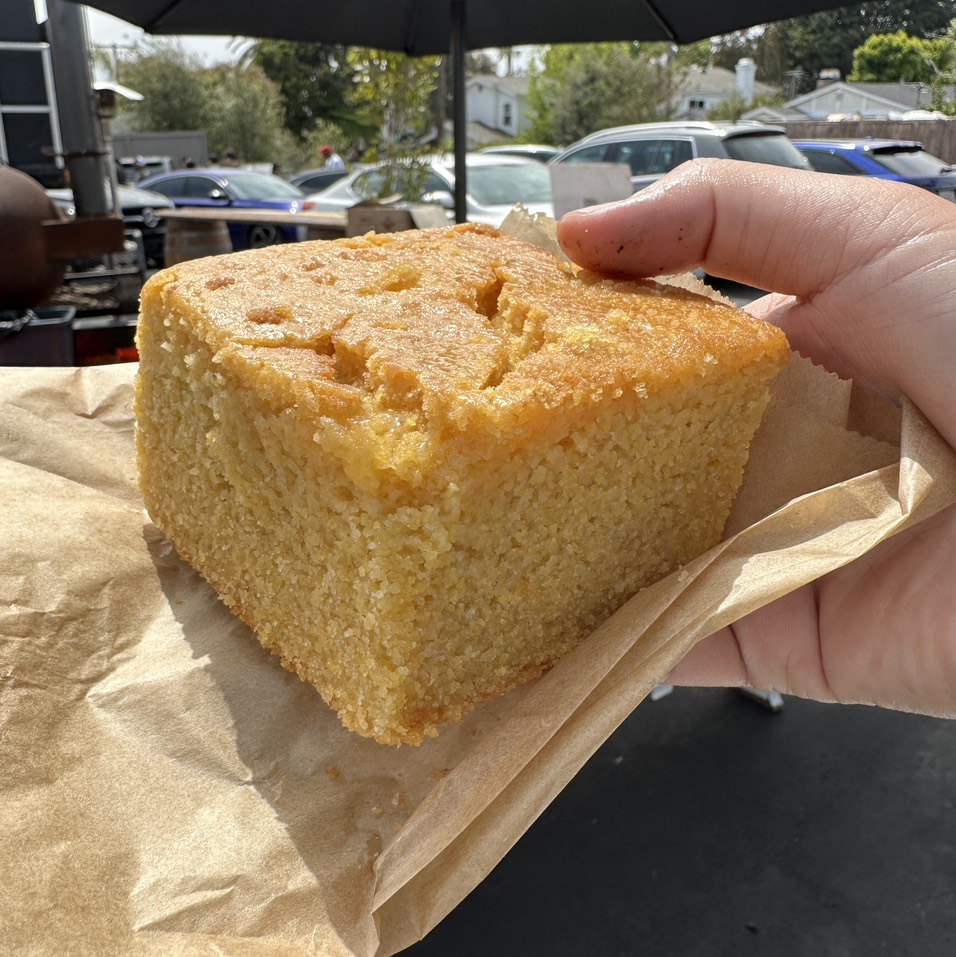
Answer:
681 64 775 99
745 80 956 121
465 74 530 97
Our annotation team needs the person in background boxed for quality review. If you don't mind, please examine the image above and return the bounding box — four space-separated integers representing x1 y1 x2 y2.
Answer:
221 150 239 168
557 158 956 721
321 145 346 171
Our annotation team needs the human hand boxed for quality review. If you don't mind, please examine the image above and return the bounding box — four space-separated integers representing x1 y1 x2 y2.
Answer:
557 159 956 717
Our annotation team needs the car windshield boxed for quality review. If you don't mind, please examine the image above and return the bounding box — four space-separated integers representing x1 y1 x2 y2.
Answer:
869 145 953 176
465 163 553 206
222 172 305 200
723 133 809 170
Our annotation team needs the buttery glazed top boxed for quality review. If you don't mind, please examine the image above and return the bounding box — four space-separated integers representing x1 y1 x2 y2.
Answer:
141 223 789 482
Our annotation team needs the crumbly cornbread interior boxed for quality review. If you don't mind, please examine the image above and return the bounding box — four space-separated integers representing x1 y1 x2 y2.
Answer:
135 223 789 745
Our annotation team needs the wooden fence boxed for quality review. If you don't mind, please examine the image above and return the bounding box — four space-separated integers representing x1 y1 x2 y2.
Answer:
780 120 956 164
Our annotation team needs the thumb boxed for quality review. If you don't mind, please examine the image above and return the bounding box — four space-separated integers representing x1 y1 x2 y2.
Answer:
556 158 905 295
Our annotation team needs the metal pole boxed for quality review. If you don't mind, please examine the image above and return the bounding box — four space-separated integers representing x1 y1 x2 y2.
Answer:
45 0 112 218
450 0 467 224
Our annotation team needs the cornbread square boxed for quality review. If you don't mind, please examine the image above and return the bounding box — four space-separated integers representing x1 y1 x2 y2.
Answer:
135 223 788 745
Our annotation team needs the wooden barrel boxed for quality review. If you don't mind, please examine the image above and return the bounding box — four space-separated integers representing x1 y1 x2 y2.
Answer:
163 219 233 265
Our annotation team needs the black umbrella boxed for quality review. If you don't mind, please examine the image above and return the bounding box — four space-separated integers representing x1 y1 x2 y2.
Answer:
72 0 857 219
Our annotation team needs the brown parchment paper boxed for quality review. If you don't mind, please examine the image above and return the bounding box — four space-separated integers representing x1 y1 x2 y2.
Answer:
3 317 956 954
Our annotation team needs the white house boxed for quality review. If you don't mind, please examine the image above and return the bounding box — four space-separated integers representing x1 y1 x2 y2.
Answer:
464 75 532 145
744 79 951 122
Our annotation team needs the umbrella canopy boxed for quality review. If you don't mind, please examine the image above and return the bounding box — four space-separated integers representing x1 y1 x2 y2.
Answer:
72 0 857 220
76 0 855 52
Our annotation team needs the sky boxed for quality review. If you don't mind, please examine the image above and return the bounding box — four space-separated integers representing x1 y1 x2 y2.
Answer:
83 7 248 70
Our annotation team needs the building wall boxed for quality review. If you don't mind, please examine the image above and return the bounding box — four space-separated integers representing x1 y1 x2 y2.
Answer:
466 79 531 137
112 130 209 166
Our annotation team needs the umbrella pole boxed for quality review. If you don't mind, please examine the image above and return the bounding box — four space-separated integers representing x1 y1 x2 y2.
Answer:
450 0 467 224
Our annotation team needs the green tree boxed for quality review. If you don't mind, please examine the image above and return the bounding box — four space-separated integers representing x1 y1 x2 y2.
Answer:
201 64 288 164
346 49 442 198
781 0 955 89
526 42 696 146
245 40 368 143
849 30 955 82
117 44 292 167
119 41 210 133
706 91 785 121
711 22 791 87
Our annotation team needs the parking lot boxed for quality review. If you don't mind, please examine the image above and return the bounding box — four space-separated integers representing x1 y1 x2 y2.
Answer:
406 687 956 956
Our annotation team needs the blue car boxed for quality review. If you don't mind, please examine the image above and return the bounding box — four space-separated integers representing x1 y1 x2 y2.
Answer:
795 139 956 202
138 168 314 250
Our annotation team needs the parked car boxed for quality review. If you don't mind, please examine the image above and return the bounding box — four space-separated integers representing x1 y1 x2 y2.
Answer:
480 144 561 163
46 182 172 268
305 153 554 225
794 138 956 201
549 121 811 192
138 168 315 249
289 167 352 193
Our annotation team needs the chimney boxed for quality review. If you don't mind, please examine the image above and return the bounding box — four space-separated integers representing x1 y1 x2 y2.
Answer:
735 57 756 102
817 68 841 89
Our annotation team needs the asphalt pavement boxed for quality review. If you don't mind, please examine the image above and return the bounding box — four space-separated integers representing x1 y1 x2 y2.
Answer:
403 688 956 957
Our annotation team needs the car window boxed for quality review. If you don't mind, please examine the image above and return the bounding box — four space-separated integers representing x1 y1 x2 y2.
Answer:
352 165 448 201
609 138 693 176
723 133 809 170
467 163 552 206
182 175 219 198
869 146 953 177
296 172 345 192
142 177 182 199
800 150 864 175
422 171 451 195
558 144 610 164
352 169 387 200
224 172 305 200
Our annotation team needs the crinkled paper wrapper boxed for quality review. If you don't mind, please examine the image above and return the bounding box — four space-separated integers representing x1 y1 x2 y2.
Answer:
4 216 956 955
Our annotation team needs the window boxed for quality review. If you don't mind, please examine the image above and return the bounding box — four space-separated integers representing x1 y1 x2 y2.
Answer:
800 150 863 175
352 170 385 200
723 133 807 169
611 138 694 176
870 146 951 176
688 98 706 111
0 40 62 186
560 144 610 164
502 101 513 128
183 176 221 199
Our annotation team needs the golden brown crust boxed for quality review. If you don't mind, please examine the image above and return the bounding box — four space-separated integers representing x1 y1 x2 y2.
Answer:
142 224 788 467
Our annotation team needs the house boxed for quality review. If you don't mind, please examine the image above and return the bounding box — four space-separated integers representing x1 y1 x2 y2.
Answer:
744 78 952 122
464 75 532 146
674 59 777 118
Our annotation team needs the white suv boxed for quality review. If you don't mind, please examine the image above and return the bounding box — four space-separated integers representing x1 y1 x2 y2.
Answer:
549 121 810 193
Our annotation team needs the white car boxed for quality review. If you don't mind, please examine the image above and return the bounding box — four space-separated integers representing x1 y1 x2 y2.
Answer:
305 153 554 225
